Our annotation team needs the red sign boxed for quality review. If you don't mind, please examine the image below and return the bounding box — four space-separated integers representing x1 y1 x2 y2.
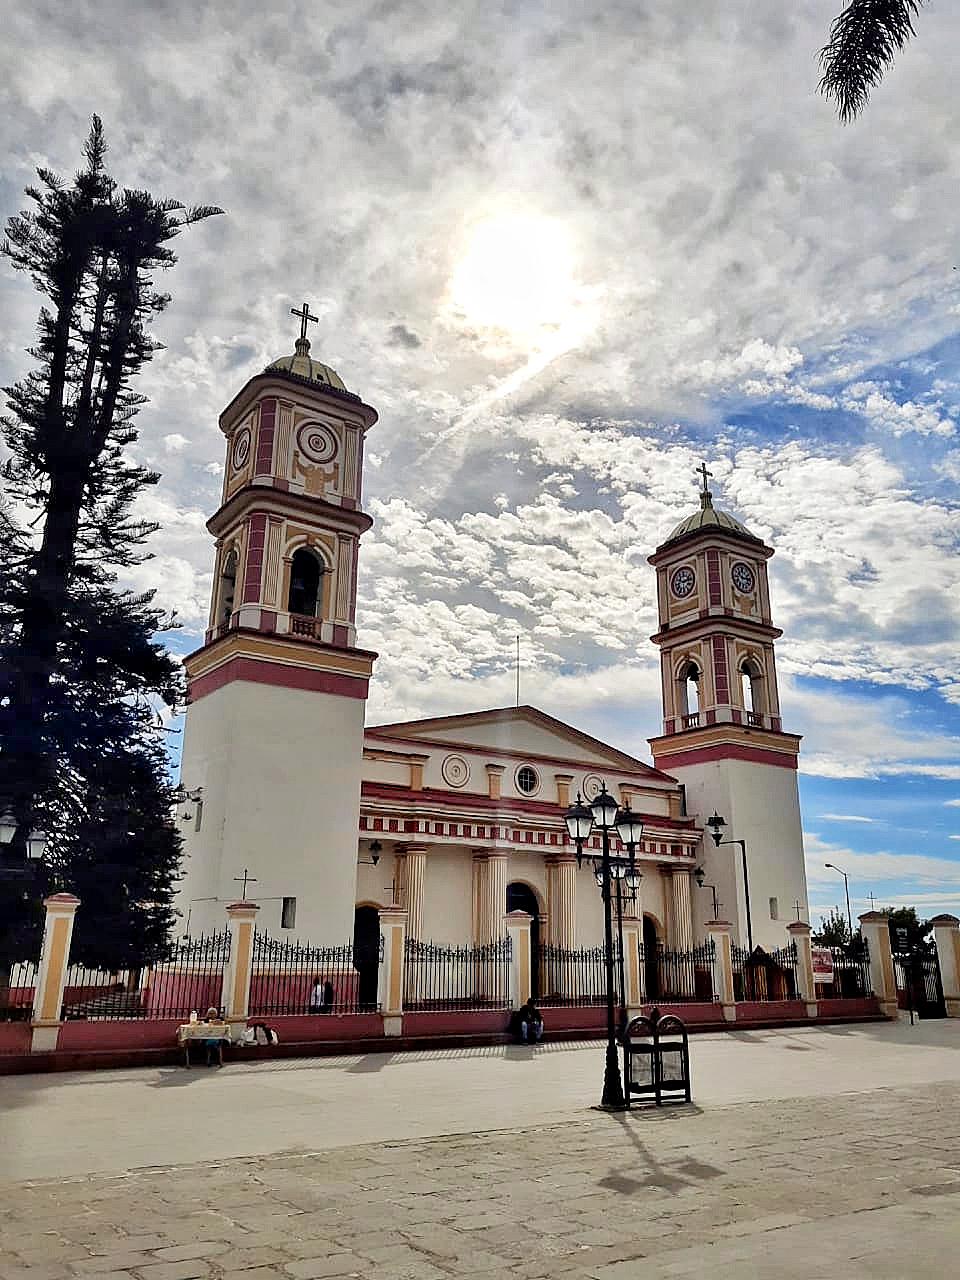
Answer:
811 948 834 981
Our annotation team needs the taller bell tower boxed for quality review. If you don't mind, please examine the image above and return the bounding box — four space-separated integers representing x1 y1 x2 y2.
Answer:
647 466 808 949
175 306 378 941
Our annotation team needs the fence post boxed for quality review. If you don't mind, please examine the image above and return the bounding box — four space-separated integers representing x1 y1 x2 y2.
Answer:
930 915 960 1017
858 911 898 1019
622 917 643 1016
787 921 817 1017
30 893 81 1052
704 920 736 1022
378 905 407 1036
221 900 259 1040
505 911 531 1009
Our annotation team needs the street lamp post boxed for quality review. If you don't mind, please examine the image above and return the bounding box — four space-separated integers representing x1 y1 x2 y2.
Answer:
0 809 48 880
693 867 720 918
706 813 753 952
564 785 643 1111
824 862 852 937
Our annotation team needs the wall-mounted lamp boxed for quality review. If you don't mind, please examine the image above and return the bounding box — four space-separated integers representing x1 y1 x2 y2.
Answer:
359 839 382 867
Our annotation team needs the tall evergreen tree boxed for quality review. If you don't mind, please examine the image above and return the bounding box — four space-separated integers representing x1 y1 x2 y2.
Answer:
820 1 925 121
0 117 221 969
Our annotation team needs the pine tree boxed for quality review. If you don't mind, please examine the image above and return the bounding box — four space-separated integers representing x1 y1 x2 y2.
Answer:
820 1 925 121
0 117 222 971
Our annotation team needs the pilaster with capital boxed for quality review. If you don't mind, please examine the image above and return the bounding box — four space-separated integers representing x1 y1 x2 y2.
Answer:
546 855 577 949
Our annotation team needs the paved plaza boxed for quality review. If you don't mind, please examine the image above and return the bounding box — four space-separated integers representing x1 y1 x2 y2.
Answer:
2 1020 960 1278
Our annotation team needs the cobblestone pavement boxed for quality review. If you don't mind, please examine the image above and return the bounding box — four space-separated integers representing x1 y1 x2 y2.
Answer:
3 1025 960 1278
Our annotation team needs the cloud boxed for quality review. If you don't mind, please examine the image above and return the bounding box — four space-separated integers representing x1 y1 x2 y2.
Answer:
819 814 875 823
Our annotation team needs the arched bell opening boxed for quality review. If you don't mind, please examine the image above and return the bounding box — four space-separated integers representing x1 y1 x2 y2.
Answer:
287 547 323 618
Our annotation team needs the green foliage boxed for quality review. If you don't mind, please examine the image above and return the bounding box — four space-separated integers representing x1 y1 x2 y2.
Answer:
0 117 221 968
819 1 925 122
812 907 857 948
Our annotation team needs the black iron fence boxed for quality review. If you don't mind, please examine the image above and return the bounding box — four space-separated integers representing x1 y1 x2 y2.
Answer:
640 940 716 1003
248 931 383 1015
536 943 613 1006
893 943 943 1017
403 936 512 1010
60 930 231 1020
731 941 799 1001
822 940 873 999
0 960 37 1021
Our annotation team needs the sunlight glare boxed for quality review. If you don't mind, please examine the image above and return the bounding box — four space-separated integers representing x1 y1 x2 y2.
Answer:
449 216 576 337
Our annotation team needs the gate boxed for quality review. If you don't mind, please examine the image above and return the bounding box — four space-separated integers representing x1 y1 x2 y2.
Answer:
894 943 945 1019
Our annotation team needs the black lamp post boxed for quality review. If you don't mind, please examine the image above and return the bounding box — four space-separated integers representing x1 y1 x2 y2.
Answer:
706 812 753 952
564 785 644 1111
824 862 852 936
0 809 48 880
694 866 720 918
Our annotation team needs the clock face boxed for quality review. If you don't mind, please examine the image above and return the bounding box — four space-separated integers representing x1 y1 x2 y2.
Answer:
232 427 251 470
671 566 695 598
732 562 755 593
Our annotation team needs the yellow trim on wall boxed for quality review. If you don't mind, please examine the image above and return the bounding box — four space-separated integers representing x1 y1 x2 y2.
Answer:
39 916 70 1022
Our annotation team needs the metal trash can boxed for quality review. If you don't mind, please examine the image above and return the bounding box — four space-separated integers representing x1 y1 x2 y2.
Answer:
622 1007 691 1107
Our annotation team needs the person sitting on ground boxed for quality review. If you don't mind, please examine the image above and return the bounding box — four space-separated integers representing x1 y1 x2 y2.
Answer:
510 999 544 1044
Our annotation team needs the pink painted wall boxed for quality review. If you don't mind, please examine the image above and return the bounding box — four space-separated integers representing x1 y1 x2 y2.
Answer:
248 971 359 1015
58 1020 183 1051
817 996 881 1019
736 1000 808 1022
0 1022 31 1054
262 1013 382 1040
403 1010 510 1036
143 973 223 1017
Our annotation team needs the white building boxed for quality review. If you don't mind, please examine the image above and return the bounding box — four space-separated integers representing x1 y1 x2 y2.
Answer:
175 323 808 963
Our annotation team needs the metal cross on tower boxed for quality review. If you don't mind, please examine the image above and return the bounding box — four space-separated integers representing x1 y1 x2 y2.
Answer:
233 869 258 900
290 301 319 342
696 461 713 494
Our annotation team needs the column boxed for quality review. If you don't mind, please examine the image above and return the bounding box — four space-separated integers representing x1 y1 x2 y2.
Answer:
705 919 736 1022
486 852 509 942
404 846 427 942
505 911 532 1009
472 852 488 944
671 865 694 952
787 920 817 1018
621 917 643 1016
30 893 81 1053
378 905 408 1036
859 911 898 1019
546 855 577 949
930 915 960 1018
221 900 260 1038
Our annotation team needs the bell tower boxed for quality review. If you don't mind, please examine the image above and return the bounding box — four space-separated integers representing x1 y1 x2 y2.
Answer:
175 305 378 941
647 465 808 949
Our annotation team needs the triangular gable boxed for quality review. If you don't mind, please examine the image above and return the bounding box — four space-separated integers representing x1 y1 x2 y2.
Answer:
366 704 676 783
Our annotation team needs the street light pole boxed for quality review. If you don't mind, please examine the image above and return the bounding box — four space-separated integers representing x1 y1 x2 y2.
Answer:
565 786 644 1112
707 814 753 952
824 862 852 937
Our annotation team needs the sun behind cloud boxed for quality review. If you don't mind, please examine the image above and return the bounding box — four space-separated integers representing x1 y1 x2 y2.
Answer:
448 215 578 339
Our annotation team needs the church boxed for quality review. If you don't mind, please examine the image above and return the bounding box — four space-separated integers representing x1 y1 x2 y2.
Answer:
174 311 809 961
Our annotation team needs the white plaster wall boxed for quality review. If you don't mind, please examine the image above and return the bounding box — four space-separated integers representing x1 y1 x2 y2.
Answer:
176 680 366 945
420 848 473 944
670 756 807 951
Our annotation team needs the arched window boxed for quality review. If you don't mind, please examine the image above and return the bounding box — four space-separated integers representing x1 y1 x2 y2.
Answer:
287 548 322 617
218 549 237 623
677 661 700 719
740 658 763 721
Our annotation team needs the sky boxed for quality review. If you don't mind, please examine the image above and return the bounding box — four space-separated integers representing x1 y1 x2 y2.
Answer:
1 0 959 928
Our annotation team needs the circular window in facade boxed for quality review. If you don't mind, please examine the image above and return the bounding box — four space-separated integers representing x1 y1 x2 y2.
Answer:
232 427 251 470
581 773 604 801
731 562 755 593
515 765 540 795
296 421 338 465
441 754 471 788
670 566 696 598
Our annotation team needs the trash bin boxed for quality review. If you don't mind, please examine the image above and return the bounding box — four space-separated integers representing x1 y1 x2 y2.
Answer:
622 1007 691 1107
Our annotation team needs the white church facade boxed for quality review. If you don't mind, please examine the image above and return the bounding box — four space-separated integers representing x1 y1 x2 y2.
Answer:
174 315 809 960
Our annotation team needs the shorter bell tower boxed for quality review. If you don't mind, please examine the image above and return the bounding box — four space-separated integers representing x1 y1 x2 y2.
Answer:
175 305 378 942
647 466 808 949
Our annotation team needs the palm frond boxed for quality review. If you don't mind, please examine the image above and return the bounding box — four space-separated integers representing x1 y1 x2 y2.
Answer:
819 0 924 122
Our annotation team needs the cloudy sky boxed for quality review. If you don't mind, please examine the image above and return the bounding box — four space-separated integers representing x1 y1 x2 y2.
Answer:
2 0 960 926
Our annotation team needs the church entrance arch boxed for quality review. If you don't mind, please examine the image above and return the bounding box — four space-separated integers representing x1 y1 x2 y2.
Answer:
506 882 541 997
643 914 662 1000
353 905 380 1010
